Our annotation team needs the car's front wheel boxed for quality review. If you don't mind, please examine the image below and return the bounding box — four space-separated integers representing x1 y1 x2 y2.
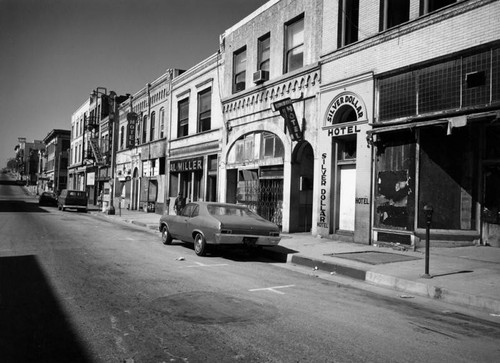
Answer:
161 225 173 245
193 233 207 256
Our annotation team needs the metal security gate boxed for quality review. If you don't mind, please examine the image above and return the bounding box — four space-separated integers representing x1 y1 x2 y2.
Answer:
239 178 283 228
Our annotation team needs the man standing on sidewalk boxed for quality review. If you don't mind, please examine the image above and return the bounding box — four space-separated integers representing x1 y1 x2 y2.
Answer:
174 192 186 215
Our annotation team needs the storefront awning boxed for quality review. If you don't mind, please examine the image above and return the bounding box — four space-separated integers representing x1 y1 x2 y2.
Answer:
368 110 500 137
367 119 448 136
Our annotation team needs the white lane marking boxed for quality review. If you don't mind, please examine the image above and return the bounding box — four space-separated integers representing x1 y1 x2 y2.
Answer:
184 261 229 268
249 284 295 294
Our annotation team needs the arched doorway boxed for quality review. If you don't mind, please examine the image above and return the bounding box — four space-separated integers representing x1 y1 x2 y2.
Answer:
225 131 284 228
324 91 367 235
290 141 314 232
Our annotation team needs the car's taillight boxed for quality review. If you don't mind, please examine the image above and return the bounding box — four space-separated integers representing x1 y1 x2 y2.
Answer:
221 229 232 234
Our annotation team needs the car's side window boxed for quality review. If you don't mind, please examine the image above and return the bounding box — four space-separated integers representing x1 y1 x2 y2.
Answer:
191 205 199 217
181 204 195 217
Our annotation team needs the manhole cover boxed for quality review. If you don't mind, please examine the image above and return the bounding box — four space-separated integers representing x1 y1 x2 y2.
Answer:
151 291 279 324
325 251 421 265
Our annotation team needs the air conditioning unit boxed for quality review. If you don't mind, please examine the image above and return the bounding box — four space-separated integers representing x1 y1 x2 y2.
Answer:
253 70 269 84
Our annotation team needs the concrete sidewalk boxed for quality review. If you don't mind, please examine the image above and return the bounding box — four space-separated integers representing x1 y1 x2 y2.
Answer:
87 206 500 316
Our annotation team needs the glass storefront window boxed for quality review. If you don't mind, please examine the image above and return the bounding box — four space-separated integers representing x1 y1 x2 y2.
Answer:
418 126 478 230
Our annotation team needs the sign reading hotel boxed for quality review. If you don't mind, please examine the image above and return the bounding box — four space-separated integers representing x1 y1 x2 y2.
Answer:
324 92 366 137
272 97 303 142
170 157 203 172
126 112 138 149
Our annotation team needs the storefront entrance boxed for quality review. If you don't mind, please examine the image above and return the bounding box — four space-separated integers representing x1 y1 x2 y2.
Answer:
482 126 500 246
338 165 356 231
482 164 500 246
335 136 357 233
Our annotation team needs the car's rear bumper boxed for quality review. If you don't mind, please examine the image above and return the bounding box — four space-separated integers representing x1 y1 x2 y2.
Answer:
214 234 281 246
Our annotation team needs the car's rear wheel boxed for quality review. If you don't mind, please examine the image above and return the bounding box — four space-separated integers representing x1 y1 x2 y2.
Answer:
194 233 207 256
161 225 173 245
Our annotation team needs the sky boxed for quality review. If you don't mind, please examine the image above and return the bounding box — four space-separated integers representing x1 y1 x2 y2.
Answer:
0 0 268 166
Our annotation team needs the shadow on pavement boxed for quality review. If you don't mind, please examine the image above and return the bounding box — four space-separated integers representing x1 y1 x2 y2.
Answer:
0 200 50 213
0 255 91 362
166 241 296 263
0 180 25 186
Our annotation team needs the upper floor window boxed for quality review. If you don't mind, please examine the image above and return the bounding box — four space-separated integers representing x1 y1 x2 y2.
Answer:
120 125 125 149
420 0 456 15
198 88 212 133
159 108 165 138
285 15 304 73
137 118 141 144
338 0 359 47
142 115 148 144
380 0 410 31
150 111 156 142
233 47 247 93
258 33 271 72
178 98 189 138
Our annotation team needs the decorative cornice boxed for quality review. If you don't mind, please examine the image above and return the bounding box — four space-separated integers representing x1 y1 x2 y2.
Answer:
222 65 320 114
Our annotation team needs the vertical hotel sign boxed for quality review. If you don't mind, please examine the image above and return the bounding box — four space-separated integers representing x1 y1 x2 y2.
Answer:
272 97 303 142
126 112 138 149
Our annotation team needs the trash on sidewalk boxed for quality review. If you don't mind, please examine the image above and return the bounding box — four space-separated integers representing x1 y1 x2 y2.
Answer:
176 257 185 261
399 294 415 299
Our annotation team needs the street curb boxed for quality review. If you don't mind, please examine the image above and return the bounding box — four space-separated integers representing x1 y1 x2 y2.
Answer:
366 271 500 314
290 254 500 314
130 220 159 231
291 255 366 281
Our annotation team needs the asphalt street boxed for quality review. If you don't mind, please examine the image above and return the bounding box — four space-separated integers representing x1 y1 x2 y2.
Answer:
1 176 499 362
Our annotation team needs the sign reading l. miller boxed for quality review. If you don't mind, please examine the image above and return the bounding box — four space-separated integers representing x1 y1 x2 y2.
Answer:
170 157 203 172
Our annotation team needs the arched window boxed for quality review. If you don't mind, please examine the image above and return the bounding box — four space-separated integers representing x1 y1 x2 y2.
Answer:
227 131 284 164
142 116 148 143
159 108 165 138
334 105 357 124
150 111 156 141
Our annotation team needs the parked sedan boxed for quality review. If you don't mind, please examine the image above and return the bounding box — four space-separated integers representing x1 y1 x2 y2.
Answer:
38 191 58 207
159 202 281 256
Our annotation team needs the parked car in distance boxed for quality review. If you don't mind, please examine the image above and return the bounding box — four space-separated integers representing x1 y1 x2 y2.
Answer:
57 189 88 212
38 191 58 206
159 201 281 256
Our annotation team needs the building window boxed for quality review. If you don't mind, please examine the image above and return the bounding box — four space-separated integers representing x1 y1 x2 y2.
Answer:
380 0 410 31
198 88 212 133
150 111 156 141
258 33 271 72
137 118 141 144
159 108 165 138
420 0 456 15
338 0 359 47
285 15 304 73
262 132 284 158
142 116 148 143
233 47 247 93
120 125 125 149
178 98 189 138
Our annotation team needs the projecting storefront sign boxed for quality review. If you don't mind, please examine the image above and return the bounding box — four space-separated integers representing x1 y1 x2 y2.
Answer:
126 112 138 149
272 97 303 142
170 157 203 172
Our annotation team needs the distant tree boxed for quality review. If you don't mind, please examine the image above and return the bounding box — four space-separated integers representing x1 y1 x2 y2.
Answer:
7 158 17 171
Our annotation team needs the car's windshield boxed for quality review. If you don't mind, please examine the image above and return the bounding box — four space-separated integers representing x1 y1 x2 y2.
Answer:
207 205 255 217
